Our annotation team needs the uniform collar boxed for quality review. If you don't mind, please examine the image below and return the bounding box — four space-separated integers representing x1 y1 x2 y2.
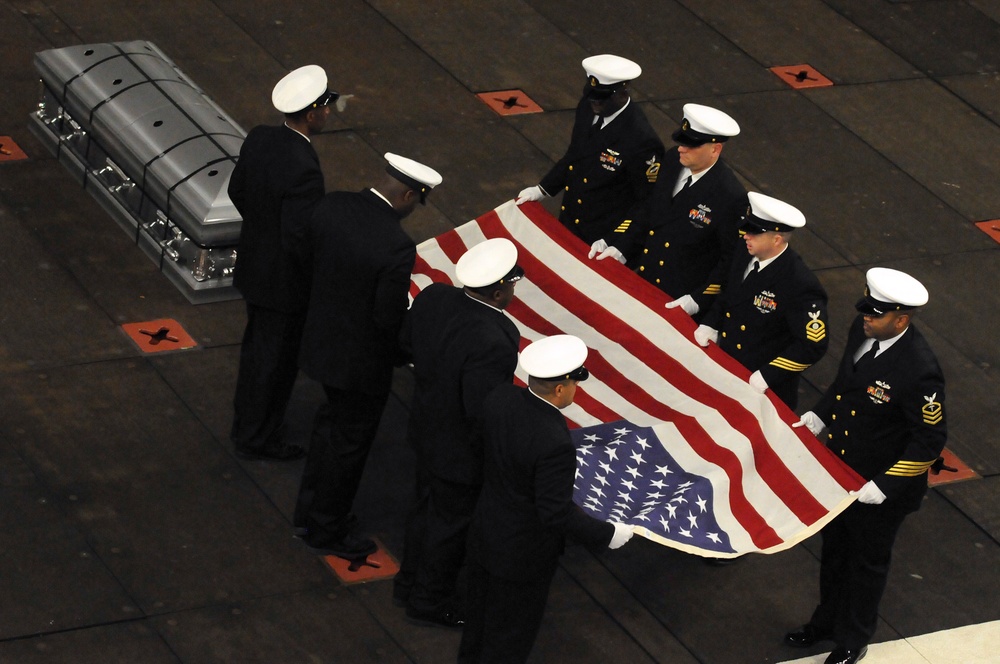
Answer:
369 187 393 207
596 96 630 129
283 122 311 143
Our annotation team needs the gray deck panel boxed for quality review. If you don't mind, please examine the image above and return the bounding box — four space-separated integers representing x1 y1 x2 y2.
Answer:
936 475 1000 544
707 89 993 264
0 360 230 485
367 0 598 112
0 521 138 640
938 72 1000 124
0 197 137 372
0 622 180 664
526 0 786 100
679 0 922 84
807 78 1000 223
58 465 329 615
151 588 411 664
879 490 1000 637
821 0 1000 77
560 544 701 663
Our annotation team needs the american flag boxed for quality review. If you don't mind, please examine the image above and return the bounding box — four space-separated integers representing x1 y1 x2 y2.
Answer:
410 201 864 558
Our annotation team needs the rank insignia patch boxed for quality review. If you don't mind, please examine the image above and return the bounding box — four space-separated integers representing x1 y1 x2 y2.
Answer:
806 310 826 342
614 219 632 233
645 155 660 182
922 392 943 425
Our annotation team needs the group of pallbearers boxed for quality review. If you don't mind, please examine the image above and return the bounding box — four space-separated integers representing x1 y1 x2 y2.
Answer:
226 53 947 664
516 54 948 664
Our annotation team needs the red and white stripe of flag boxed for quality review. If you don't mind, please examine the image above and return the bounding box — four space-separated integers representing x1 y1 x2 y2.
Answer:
411 201 864 555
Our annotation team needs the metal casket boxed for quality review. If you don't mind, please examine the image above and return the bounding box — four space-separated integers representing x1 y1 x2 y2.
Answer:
29 40 245 303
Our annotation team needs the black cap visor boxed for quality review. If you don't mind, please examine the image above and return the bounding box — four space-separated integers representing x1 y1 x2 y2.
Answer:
537 365 590 382
672 128 709 147
671 119 729 148
501 265 524 284
739 213 795 235
312 91 340 108
855 289 915 316
386 165 431 204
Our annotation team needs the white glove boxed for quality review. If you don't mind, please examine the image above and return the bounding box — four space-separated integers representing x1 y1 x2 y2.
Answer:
587 239 625 263
608 521 634 549
855 480 887 505
515 185 546 204
334 94 354 113
748 370 768 393
588 238 608 259
792 410 825 436
665 294 699 316
693 325 718 348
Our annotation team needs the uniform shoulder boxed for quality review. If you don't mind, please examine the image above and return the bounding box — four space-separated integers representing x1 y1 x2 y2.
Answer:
622 103 664 144
485 381 526 411
417 283 463 311
782 249 827 292
903 325 944 373
713 158 748 191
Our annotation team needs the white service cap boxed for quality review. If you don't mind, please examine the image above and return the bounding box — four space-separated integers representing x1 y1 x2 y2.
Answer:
741 191 806 233
519 335 590 381
385 153 443 204
582 54 641 98
271 65 332 114
856 267 929 315
455 238 522 288
672 103 740 145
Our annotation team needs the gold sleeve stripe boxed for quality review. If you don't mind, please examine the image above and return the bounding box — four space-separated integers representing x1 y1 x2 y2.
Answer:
769 358 811 372
885 460 936 477
613 219 632 233
702 284 721 295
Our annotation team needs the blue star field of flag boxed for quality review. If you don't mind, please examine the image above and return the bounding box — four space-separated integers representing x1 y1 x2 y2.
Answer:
571 420 735 555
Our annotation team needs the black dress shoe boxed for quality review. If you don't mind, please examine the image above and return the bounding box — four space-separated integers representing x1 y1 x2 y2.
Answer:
405 605 465 629
784 623 833 648
294 514 358 540
235 442 305 461
304 532 377 559
824 645 867 664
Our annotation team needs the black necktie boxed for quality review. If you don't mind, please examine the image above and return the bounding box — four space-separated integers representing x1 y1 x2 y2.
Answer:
855 339 880 369
675 175 692 198
743 260 759 281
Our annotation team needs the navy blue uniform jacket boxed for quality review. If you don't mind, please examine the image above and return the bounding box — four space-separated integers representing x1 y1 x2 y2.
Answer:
702 247 829 408
468 384 613 581
815 317 946 512
299 189 415 396
401 284 520 485
540 94 664 245
229 124 324 312
617 149 747 310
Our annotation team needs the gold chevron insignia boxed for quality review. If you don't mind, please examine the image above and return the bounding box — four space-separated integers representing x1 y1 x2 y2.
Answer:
806 311 826 342
886 459 935 477
769 357 810 372
922 393 943 425
645 155 660 182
